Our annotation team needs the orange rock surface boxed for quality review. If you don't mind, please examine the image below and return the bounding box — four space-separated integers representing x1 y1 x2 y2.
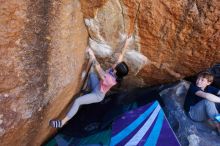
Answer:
82 0 220 85
0 0 87 145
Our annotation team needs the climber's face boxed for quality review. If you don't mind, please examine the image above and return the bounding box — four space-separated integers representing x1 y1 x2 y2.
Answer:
196 77 211 89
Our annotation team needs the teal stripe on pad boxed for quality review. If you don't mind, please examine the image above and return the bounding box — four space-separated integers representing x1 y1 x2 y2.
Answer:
144 110 164 146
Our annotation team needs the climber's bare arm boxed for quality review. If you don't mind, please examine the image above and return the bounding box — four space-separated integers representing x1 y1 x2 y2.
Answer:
112 36 131 68
93 59 105 80
87 47 105 80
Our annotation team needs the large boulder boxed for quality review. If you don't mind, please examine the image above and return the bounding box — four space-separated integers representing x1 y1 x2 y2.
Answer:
160 81 220 146
81 0 220 86
0 0 88 145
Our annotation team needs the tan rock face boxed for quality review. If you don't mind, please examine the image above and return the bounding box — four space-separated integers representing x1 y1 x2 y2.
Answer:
0 0 87 145
0 0 220 145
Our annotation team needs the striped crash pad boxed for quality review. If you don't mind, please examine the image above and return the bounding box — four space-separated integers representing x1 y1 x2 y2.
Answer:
110 101 180 146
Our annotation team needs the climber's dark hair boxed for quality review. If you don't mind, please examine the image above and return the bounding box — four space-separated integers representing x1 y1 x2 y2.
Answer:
115 61 129 83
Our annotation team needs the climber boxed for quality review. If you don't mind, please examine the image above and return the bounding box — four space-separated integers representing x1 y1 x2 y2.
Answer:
49 37 130 128
183 71 220 133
